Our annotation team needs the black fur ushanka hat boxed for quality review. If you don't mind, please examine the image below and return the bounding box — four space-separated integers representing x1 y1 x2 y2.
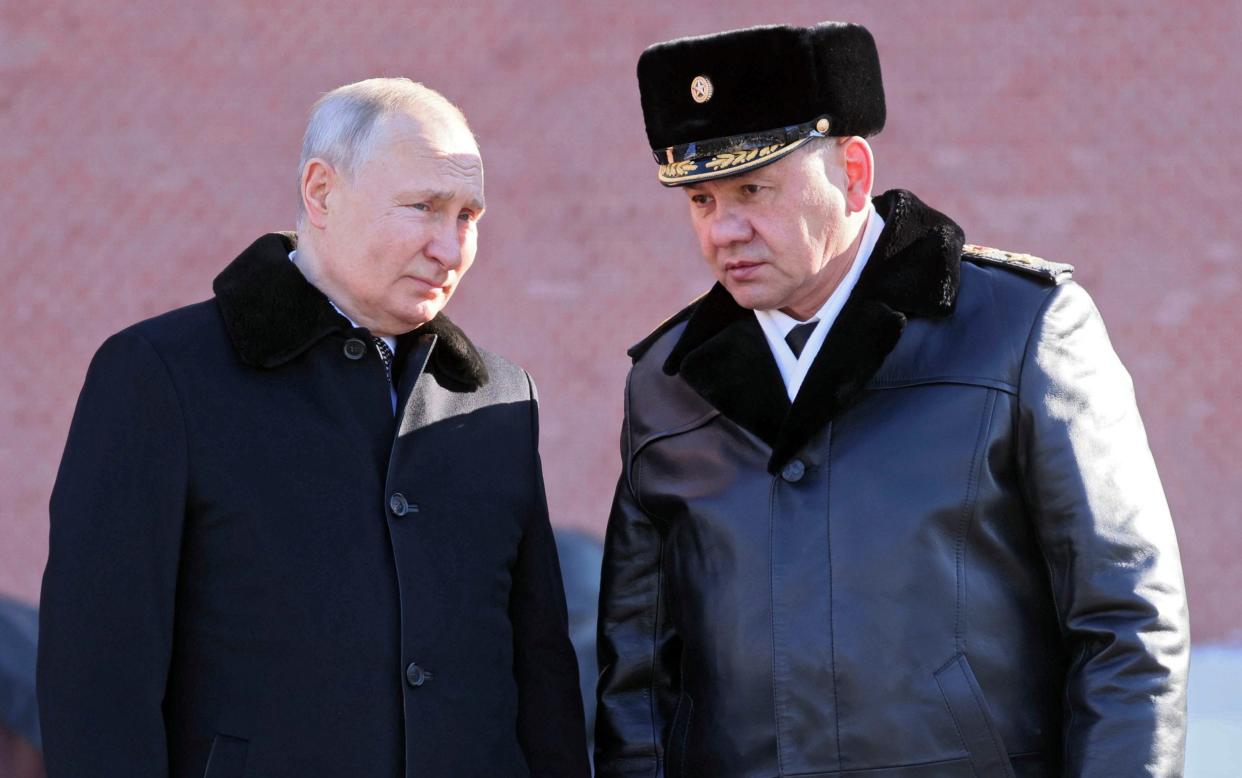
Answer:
637 22 886 186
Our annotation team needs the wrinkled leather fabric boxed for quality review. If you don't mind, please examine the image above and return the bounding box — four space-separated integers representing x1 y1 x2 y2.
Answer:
596 257 1188 778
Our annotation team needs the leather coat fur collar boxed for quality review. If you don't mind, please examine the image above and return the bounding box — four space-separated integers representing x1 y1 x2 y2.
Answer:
631 189 964 472
212 232 488 388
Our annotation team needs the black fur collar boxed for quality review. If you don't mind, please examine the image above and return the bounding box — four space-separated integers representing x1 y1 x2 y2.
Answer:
212 232 488 388
654 189 963 472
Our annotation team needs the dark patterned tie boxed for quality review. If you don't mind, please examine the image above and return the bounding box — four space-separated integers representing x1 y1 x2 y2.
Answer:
372 337 394 387
784 320 819 358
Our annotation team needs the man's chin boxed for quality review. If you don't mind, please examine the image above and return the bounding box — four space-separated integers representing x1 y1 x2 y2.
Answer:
377 302 443 336
721 281 779 312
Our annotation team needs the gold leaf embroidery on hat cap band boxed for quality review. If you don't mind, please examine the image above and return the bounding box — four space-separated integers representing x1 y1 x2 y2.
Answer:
657 138 811 184
658 160 698 179
704 144 784 170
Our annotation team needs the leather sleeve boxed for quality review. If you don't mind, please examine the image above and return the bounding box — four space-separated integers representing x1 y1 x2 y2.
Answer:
38 330 188 777
511 373 591 777
1017 281 1189 777
594 371 680 778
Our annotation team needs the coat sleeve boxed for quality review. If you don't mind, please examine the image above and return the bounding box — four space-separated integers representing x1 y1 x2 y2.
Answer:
509 372 591 777
1017 281 1189 777
38 329 189 777
594 371 680 778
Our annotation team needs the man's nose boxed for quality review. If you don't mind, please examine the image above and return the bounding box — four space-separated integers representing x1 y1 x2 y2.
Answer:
425 219 464 269
707 207 753 248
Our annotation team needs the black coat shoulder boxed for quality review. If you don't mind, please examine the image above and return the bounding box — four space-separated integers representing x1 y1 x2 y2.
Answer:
472 345 536 402
119 298 229 356
626 290 709 364
961 244 1073 283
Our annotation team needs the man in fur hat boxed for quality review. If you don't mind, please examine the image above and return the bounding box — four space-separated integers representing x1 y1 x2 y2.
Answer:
595 23 1188 778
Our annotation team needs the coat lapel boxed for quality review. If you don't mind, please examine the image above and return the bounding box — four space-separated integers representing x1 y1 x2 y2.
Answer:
664 283 791 448
663 189 964 472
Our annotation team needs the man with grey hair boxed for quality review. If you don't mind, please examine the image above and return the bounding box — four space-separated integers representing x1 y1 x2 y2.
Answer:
38 77 590 777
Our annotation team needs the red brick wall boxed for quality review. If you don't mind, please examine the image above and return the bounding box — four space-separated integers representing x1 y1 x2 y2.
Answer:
2 1 1238 640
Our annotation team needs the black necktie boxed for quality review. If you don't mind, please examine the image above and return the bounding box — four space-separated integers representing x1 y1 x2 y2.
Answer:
372 337 394 387
784 320 819 358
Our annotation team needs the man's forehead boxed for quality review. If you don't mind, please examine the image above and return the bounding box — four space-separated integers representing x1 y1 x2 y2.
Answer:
379 111 478 158
424 150 483 173
374 121 482 183
423 153 485 201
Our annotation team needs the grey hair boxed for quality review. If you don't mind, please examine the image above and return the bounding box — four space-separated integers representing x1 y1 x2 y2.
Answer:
296 77 473 222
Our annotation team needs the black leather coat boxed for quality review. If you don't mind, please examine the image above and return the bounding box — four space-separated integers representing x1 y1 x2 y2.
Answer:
595 191 1188 778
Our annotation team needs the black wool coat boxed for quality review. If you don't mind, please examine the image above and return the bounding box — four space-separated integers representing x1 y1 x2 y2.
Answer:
38 233 590 777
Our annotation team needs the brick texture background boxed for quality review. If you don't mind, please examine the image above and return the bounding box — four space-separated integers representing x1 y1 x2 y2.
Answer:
1 1 1239 642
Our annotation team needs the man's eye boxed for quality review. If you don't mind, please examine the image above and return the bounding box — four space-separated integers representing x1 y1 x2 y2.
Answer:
690 194 711 206
458 211 475 223
407 203 431 212
741 184 763 195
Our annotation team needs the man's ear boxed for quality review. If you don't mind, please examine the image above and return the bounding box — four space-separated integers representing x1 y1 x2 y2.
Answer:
300 158 336 229
841 137 874 214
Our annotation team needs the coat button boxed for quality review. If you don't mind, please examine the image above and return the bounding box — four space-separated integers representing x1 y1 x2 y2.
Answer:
343 338 367 360
406 662 432 688
389 492 410 516
780 459 806 483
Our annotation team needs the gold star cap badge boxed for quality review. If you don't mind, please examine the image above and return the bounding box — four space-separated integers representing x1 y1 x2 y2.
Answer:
690 75 713 103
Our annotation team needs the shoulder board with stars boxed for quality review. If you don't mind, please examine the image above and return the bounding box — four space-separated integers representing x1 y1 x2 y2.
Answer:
961 244 1074 282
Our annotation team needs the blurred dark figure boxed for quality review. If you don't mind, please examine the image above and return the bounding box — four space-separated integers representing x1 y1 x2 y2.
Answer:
0 596 43 778
554 529 604 761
